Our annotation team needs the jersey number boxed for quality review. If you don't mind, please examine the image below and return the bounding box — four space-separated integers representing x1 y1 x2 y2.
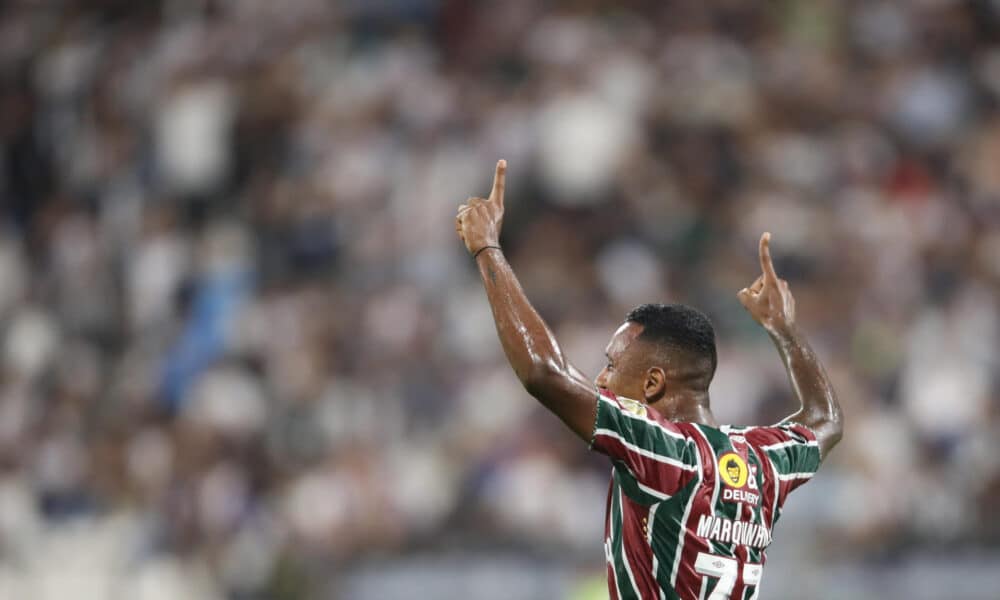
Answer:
694 552 762 599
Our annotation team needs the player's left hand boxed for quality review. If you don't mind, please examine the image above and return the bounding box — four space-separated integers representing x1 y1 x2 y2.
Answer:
737 232 797 337
456 160 506 255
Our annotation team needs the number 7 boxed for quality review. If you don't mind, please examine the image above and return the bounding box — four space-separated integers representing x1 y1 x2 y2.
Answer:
694 552 762 599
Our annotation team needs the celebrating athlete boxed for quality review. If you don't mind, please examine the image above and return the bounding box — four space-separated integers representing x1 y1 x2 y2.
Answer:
455 160 843 599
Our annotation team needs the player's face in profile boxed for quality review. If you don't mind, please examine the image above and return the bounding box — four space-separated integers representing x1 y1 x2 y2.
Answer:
594 322 646 401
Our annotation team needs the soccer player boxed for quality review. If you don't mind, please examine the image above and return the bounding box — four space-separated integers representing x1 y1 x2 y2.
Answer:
455 161 843 600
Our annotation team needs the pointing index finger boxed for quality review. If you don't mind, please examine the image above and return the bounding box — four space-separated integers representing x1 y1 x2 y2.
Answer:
490 159 506 205
759 232 778 283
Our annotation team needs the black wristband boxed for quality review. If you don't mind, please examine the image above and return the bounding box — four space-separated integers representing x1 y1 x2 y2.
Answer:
473 245 502 260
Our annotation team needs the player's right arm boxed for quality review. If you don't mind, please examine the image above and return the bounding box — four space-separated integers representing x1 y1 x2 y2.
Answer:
454 160 598 442
737 233 844 460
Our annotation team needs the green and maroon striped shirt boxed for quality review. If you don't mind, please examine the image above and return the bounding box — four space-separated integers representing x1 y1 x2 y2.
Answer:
590 390 821 600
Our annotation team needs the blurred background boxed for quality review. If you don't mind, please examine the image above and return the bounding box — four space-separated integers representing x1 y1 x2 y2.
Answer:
1 0 999 598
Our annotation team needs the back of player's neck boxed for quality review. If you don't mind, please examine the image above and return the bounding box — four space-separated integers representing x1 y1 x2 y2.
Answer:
658 392 716 427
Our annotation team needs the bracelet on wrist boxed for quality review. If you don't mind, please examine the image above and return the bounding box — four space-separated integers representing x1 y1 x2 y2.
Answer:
473 245 502 259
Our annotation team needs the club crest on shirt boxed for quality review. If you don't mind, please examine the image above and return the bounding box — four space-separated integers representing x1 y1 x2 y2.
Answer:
617 396 647 418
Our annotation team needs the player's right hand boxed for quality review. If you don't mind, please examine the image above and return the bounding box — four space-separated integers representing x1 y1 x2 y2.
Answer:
737 232 797 337
456 160 506 256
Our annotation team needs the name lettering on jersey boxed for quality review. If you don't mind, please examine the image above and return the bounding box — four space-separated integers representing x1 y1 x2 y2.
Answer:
695 514 772 549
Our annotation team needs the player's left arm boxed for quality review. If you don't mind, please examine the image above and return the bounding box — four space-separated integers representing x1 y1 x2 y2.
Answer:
454 160 597 442
737 233 844 460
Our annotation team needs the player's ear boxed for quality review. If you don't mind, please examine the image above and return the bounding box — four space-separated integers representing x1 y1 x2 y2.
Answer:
643 367 666 403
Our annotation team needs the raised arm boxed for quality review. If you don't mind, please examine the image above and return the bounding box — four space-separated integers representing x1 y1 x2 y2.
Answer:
454 161 597 441
737 233 844 459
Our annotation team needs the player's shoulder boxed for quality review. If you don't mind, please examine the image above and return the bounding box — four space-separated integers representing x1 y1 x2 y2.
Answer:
719 422 819 449
599 390 696 438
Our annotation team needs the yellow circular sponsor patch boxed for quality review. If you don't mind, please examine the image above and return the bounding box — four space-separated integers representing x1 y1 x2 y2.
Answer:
718 452 748 488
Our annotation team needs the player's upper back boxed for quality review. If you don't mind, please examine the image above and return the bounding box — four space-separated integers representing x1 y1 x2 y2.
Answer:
591 390 822 599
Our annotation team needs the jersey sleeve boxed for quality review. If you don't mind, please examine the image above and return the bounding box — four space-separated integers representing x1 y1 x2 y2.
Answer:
589 390 699 502
747 422 822 494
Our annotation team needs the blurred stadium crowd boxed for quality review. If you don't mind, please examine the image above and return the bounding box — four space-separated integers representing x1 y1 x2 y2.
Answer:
1 0 999 598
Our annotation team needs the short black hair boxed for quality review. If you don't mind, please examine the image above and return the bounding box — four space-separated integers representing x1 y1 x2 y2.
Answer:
625 303 718 378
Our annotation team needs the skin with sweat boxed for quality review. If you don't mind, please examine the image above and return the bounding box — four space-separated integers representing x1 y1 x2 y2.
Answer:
455 160 842 458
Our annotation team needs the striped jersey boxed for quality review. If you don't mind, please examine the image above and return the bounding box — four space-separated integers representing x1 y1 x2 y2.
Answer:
590 389 822 600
